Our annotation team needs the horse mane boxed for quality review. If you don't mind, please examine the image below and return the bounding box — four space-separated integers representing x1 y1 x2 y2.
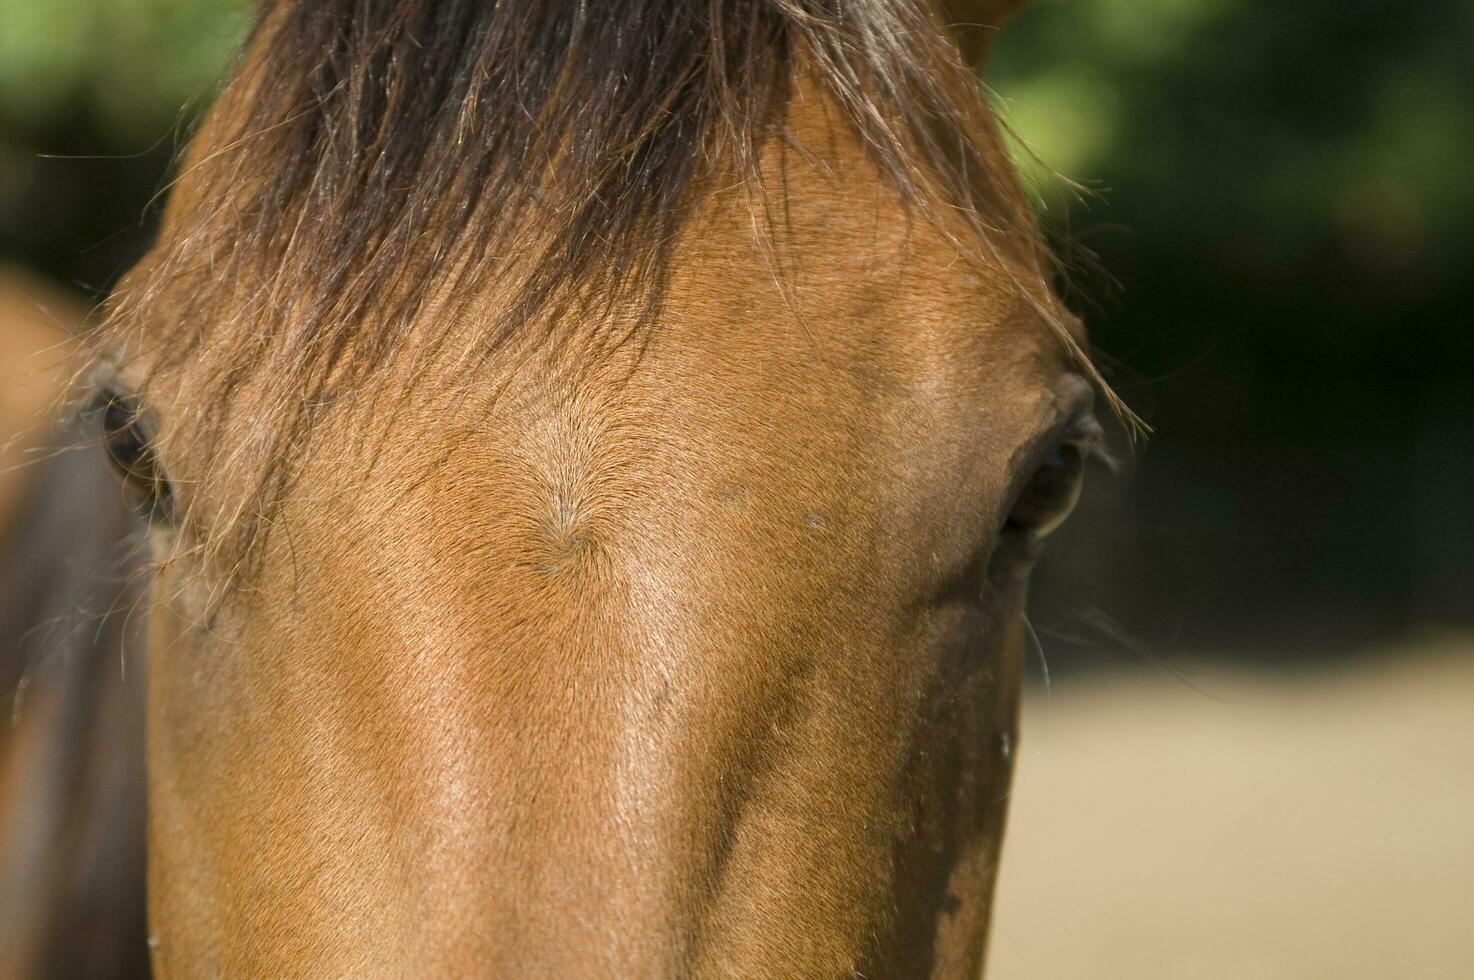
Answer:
102 0 1069 575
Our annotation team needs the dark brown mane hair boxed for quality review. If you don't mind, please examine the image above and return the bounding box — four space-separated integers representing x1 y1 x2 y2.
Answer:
101 0 1095 578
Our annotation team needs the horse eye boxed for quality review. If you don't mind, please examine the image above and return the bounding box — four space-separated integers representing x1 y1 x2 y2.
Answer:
98 391 172 521
1004 443 1085 539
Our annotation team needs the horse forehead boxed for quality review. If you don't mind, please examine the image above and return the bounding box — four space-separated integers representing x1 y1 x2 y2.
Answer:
305 133 1046 582
272 93 1057 625
292 268 1048 650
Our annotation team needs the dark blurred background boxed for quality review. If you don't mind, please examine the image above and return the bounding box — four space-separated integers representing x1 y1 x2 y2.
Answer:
1 0 1470 662
1001 0 1474 663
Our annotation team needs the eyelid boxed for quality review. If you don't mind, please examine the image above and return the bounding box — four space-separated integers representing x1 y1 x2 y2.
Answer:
1064 411 1117 472
84 362 131 420
1049 371 1114 467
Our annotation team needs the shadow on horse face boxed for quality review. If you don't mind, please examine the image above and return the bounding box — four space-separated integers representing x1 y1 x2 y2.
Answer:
89 1 1105 975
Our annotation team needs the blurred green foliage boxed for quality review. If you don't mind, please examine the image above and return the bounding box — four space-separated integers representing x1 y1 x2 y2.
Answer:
0 0 1469 656
0 0 247 289
0 0 246 135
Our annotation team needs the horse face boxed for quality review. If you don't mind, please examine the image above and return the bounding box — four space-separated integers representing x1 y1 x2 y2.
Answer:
98 4 1101 976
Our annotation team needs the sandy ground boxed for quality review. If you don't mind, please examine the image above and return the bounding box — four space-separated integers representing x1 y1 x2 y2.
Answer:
988 641 1474 979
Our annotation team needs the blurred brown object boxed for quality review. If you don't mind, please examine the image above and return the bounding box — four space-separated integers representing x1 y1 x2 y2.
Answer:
0 266 81 538
0 267 149 978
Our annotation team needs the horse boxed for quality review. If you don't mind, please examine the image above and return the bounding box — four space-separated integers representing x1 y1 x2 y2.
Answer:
5 1 1122 974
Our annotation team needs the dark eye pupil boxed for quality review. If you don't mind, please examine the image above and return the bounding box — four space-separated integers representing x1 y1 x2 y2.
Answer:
1006 444 1084 538
103 399 145 470
99 393 171 519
